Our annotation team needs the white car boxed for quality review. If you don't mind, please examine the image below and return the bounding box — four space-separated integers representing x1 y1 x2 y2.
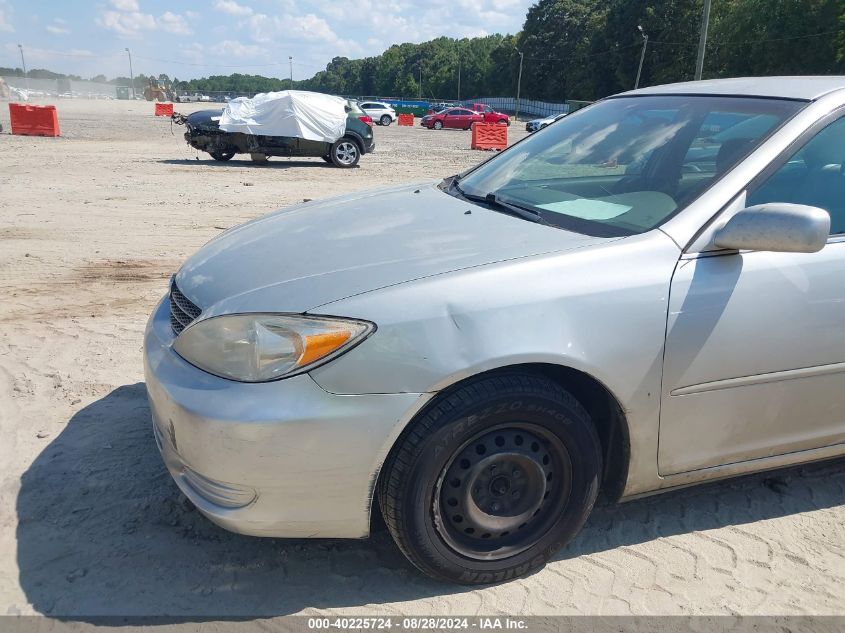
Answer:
359 101 397 126
526 112 567 133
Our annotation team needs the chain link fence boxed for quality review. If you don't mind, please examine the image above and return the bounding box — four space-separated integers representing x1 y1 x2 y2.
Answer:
2 76 119 99
458 97 570 119
353 95 591 120
1 79 591 118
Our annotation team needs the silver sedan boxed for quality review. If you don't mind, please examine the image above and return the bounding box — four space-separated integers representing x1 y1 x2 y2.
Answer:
145 76 845 584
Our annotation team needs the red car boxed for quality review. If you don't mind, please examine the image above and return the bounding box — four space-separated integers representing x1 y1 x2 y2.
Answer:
470 103 511 126
421 107 483 130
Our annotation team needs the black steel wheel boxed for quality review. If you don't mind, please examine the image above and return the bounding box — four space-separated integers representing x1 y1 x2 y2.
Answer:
379 371 602 585
209 150 235 162
435 425 571 560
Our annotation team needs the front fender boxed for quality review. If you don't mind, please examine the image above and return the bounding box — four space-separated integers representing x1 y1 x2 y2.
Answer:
309 231 677 401
308 231 681 497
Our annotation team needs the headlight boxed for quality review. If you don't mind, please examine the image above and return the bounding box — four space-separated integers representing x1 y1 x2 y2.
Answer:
172 314 374 382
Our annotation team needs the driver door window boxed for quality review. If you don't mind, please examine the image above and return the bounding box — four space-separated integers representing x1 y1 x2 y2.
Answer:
748 116 845 235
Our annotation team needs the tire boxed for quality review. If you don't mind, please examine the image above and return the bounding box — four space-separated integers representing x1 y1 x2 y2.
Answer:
379 372 602 585
321 155 333 164
498 119 508 126
209 150 235 162
330 138 360 168
433 120 443 130
250 153 269 164
380 115 392 126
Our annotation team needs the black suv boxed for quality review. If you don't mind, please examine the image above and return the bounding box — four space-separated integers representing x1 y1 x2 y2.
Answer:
176 99 375 167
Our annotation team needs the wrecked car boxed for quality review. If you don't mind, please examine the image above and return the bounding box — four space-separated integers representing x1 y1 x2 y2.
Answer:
173 90 375 167
147 76 845 584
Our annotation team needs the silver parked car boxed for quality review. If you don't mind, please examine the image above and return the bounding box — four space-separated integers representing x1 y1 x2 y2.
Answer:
145 77 845 584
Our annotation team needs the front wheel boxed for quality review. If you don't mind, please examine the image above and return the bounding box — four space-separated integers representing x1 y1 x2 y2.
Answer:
209 150 235 161
433 120 443 130
330 138 360 168
380 115 392 126
379 372 602 584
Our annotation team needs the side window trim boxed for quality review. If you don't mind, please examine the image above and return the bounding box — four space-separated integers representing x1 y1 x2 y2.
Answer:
685 106 845 254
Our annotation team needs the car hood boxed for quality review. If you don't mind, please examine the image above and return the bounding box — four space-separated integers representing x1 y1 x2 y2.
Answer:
175 181 615 315
186 109 224 131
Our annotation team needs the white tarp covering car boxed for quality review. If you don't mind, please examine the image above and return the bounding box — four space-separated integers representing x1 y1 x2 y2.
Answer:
219 90 348 142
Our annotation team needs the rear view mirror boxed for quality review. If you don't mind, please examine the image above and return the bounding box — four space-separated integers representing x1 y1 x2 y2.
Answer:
714 203 830 253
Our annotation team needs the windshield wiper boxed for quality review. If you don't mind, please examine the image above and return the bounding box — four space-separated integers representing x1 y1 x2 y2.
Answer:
453 184 546 224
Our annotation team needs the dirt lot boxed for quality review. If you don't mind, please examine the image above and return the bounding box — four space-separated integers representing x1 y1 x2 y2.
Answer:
1 99 844 620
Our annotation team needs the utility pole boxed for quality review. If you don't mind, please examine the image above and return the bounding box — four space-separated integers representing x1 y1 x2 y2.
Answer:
514 48 524 122
695 0 712 81
418 64 422 99
457 58 461 101
124 47 134 99
18 44 29 92
289 56 293 86
634 26 648 89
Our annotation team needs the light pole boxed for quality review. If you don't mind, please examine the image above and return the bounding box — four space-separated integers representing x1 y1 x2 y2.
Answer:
289 56 293 86
125 47 135 99
457 58 461 101
695 0 712 80
18 44 29 92
514 47 524 122
418 64 422 99
634 26 648 89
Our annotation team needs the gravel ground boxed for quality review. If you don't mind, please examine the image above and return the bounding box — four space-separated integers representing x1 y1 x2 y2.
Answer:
1 99 844 621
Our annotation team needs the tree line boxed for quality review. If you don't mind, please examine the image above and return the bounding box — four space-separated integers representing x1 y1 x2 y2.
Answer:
294 0 844 102
3 1 843 103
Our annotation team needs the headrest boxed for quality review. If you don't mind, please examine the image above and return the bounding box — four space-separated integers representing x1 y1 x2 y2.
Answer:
716 138 755 174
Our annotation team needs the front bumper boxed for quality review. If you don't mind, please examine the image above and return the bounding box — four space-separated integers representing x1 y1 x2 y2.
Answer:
143 296 427 538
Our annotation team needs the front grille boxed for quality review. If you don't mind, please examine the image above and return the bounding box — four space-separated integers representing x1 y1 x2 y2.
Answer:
169 279 202 334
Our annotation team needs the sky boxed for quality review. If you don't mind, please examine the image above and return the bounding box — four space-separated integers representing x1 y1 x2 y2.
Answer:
0 0 534 81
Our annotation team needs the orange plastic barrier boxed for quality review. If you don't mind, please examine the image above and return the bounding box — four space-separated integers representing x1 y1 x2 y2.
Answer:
155 102 174 117
9 103 60 137
397 113 414 126
471 122 507 150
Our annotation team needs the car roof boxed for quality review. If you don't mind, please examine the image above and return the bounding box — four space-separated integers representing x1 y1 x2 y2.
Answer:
617 76 845 101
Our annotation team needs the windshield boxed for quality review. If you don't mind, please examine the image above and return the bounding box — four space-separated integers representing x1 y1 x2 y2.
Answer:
453 95 803 236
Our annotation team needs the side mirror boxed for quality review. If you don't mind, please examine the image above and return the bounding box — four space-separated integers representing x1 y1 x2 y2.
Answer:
714 203 830 254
